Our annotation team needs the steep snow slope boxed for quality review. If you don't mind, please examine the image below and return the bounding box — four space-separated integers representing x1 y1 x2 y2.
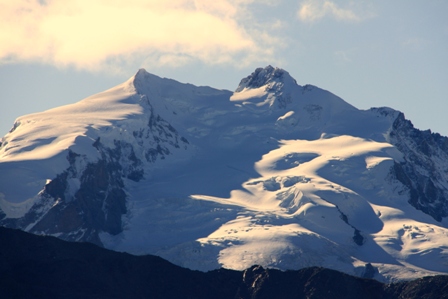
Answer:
0 70 196 243
1 66 448 282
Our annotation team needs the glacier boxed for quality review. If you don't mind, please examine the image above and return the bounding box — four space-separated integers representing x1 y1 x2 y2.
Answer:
1 66 448 282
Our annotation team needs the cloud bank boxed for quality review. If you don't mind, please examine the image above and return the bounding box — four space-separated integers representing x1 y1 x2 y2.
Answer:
0 0 274 71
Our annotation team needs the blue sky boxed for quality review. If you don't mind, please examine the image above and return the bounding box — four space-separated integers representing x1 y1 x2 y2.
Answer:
1 0 447 137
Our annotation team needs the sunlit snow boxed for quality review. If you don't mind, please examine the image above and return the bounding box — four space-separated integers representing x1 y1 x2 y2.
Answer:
1 66 448 282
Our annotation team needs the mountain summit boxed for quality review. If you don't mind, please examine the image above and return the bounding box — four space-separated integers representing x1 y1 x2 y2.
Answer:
235 65 297 91
1 67 448 282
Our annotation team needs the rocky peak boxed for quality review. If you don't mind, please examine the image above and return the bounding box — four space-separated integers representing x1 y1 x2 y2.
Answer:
235 65 298 93
131 68 165 95
133 68 153 82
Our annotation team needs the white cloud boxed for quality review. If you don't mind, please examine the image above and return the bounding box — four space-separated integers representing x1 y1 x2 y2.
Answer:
297 1 362 23
0 0 275 71
401 37 430 51
333 48 358 65
334 50 352 63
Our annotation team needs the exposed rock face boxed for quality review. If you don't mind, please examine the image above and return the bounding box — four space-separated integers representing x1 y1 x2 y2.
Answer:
2 146 130 245
1 227 448 299
389 112 448 222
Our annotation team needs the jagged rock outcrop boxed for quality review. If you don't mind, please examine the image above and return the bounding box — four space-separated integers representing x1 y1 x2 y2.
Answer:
389 112 448 221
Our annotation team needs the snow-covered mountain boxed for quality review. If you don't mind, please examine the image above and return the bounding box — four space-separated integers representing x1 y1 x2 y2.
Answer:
1 66 448 282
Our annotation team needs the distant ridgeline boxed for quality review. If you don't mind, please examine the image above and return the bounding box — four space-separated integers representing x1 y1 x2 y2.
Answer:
2 227 448 299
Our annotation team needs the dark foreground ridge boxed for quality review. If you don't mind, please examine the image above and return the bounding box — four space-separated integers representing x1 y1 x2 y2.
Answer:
1 227 448 299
